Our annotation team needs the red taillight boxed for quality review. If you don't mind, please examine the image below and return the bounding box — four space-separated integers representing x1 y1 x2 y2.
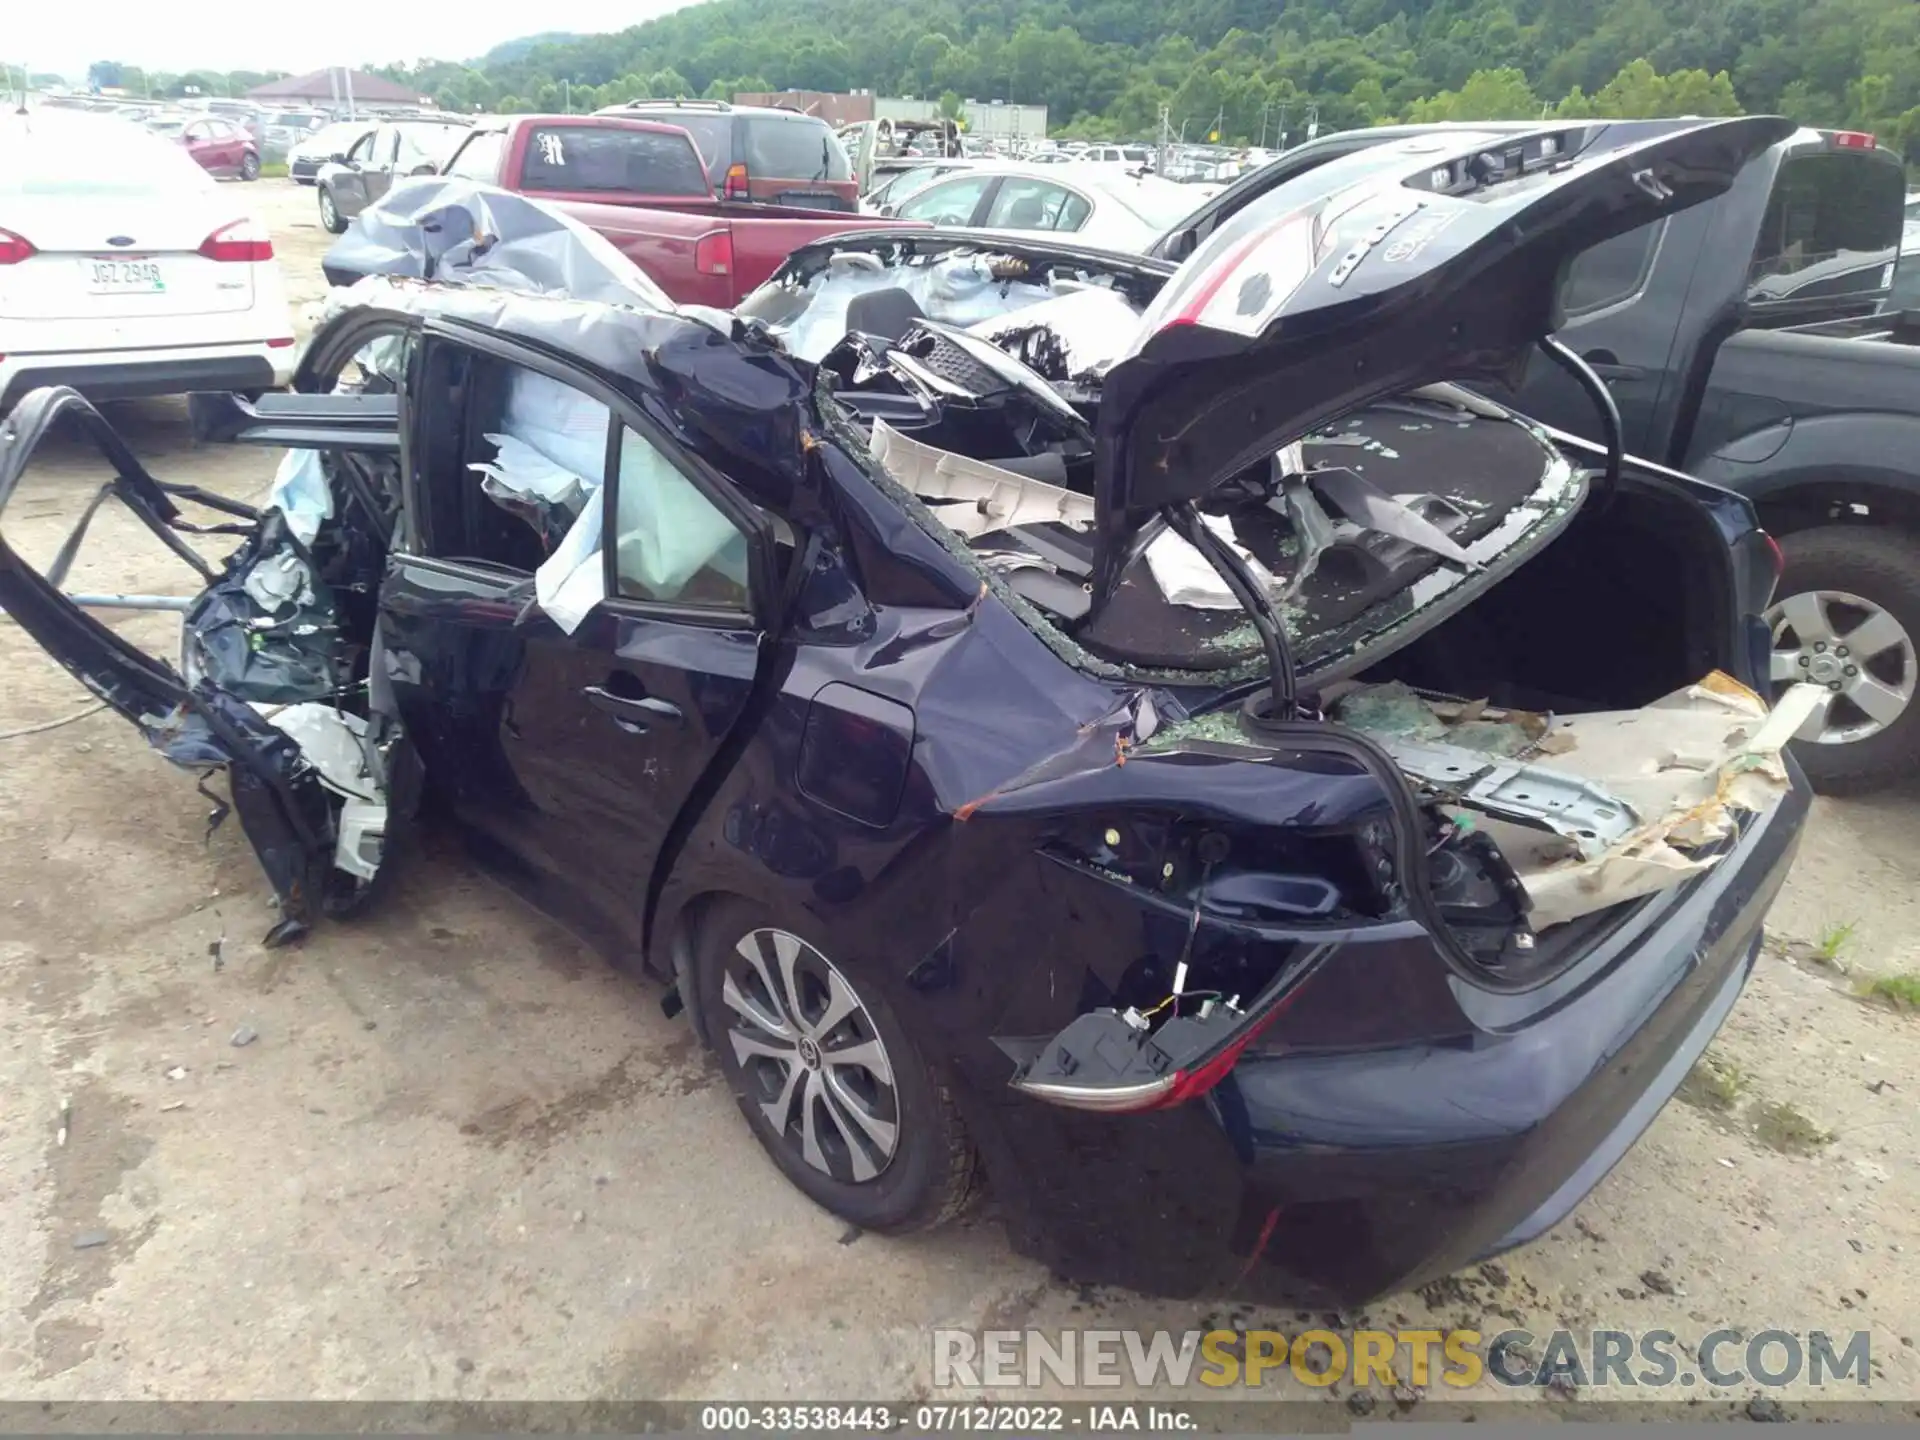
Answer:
1147 1004 1288 1110
0 228 37 265
1011 982 1301 1114
722 162 749 200
267 337 295 348
1832 130 1876 149
199 219 273 263
1763 531 1785 580
693 229 733 276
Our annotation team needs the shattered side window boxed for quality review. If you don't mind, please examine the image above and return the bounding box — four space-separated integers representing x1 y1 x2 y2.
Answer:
611 425 750 609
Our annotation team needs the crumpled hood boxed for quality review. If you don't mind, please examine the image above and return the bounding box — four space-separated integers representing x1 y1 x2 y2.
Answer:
320 176 677 312
1088 115 1795 598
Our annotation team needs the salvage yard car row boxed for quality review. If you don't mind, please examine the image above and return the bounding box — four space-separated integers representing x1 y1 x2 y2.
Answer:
0 115 1856 1303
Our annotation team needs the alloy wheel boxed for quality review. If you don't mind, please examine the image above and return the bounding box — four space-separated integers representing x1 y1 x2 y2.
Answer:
719 929 900 1183
1767 587 1917 744
319 190 338 228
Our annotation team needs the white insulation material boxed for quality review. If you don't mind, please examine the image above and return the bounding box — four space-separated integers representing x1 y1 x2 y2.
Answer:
870 421 1094 538
1342 674 1824 928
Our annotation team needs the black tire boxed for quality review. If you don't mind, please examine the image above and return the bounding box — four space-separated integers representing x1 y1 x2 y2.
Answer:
240 151 260 181
694 898 978 1233
318 186 347 234
1772 525 1920 793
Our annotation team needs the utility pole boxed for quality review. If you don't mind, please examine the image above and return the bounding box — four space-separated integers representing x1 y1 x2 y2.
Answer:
563 78 571 113
1259 101 1271 148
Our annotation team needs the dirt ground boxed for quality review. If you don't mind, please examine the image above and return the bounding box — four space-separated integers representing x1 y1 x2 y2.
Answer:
1 179 1917 1417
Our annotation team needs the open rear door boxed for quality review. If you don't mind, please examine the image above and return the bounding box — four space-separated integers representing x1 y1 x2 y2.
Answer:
0 384 405 944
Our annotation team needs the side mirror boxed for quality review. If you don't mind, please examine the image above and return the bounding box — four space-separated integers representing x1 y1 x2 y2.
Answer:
878 203 897 218
409 163 437 177
329 151 350 164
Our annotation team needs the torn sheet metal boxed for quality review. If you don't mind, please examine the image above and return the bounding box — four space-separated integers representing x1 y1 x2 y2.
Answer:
1383 736 1637 859
322 177 676 312
1335 675 1824 928
869 421 1094 539
964 285 1144 381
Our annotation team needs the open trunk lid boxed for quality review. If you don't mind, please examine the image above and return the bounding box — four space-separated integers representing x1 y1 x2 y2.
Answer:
1089 116 1795 600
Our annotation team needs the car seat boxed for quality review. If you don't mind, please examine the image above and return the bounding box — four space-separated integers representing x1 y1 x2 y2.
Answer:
844 287 928 344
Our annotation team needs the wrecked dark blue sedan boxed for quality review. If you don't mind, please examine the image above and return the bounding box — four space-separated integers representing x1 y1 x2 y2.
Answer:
0 116 1815 1304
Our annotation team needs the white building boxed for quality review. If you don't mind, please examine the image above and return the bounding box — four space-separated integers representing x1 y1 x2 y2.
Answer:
876 96 1048 140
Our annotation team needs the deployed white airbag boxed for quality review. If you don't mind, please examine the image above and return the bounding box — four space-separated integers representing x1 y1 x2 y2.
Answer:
462 369 745 631
777 254 1059 362
266 447 333 547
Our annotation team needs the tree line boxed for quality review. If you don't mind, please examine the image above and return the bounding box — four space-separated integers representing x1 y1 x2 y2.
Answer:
78 0 1920 162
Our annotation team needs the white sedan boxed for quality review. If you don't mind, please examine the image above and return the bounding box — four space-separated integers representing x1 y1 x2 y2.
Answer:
0 110 296 406
878 163 1200 253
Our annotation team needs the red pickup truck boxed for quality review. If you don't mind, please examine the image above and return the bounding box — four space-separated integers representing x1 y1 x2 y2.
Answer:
434 115 921 308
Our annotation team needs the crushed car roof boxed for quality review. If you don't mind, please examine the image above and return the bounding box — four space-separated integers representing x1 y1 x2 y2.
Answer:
321 178 678 312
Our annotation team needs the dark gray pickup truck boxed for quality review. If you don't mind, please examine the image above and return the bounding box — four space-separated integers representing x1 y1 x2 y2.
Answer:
1164 120 1920 790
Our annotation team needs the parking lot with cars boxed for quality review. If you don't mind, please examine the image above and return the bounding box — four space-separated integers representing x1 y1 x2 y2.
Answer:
4 151 1920 1418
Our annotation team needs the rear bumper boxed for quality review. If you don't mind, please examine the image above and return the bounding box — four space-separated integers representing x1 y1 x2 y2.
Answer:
0 344 292 407
977 772 1808 1305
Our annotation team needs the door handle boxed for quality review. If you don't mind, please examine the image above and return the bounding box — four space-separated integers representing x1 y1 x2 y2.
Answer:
1579 349 1647 383
583 684 683 734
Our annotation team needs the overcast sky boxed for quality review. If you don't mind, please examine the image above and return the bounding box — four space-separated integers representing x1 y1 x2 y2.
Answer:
13 0 700 79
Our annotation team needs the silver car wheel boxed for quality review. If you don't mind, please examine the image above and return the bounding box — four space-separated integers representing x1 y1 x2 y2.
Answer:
720 928 900 1183
1768 587 1918 744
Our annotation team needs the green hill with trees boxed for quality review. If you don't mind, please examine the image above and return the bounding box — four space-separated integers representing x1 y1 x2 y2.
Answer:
65 0 1920 161
377 0 1918 157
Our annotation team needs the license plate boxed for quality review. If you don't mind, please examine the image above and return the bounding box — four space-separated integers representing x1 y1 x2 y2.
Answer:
83 257 166 294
